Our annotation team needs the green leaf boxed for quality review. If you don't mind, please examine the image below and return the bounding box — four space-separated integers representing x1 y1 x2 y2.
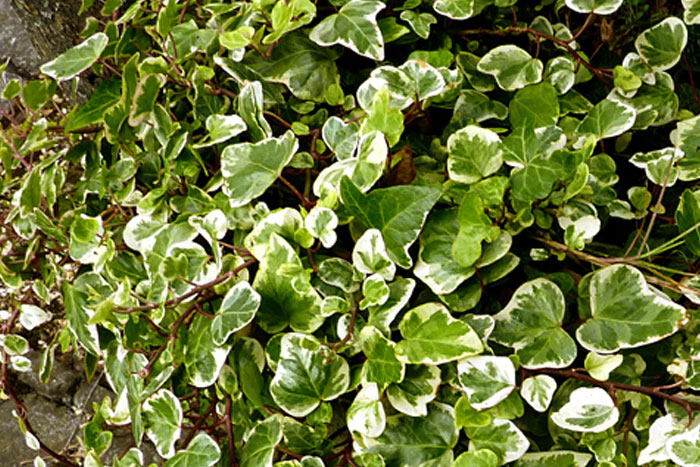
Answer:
490 278 577 369
211 282 260 346
253 234 324 333
367 277 415 336
185 312 229 387
65 78 121 131
465 419 529 464
414 209 475 295
360 326 405 386
433 0 483 20
237 81 272 142
520 375 557 413
309 0 386 60
143 389 182 459
452 193 500 267
244 32 340 103
684 0 700 24
447 125 503 184
544 57 576 94
457 356 516 410
399 11 436 39
635 17 688 71
62 282 100 356
454 450 499 467
513 451 593 467
241 416 283 467
360 274 390 309
164 432 220 467
564 0 623 15
477 45 543 91
577 99 636 140
355 402 458 465
551 387 620 432
509 83 560 128
221 131 298 208
395 303 483 364
270 333 350 416
193 114 246 148
451 90 507 124
40 33 109 81
264 0 316 44
322 116 359 160
347 383 386 437
386 364 440 416
676 189 700 256
352 229 396 281
305 206 338 248
576 265 687 353
585 352 623 381
361 88 404 147
340 178 442 269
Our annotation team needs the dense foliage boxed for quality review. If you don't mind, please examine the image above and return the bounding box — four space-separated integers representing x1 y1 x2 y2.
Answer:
3 0 700 465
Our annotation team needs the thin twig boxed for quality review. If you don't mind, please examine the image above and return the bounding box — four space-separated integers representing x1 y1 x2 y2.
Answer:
636 158 674 256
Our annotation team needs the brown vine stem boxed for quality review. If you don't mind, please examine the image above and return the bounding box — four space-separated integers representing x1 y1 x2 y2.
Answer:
115 258 257 313
568 12 596 43
458 26 613 88
224 396 238 467
536 368 700 424
278 174 315 210
636 157 675 257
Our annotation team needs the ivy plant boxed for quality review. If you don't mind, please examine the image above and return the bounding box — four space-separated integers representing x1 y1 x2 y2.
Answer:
2 0 700 466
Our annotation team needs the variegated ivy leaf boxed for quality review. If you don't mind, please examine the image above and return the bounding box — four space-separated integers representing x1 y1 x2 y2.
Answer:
544 57 576 95
576 264 687 353
309 0 385 60
237 80 272 142
360 274 390 309
585 352 623 381
490 278 577 369
143 389 182 459
244 208 308 260
318 257 363 293
40 33 109 81
367 277 415 336
520 375 557 413
352 228 396 281
355 402 458 465
322 116 359 160
193 114 246 148
163 432 220 467
452 192 500 268
454 450 499 467
684 0 700 24
313 131 388 199
270 333 350 417
63 282 100 357
564 0 623 15
240 415 283 467
676 189 700 257
638 414 685 464
457 356 516 410
399 11 436 39
69 214 105 264
253 234 324 333
185 312 229 387
243 31 340 103
433 0 481 20
123 212 168 255
360 88 404 147
576 99 636 140
360 326 405 386
221 131 298 208
477 45 543 92
635 17 688 72
305 206 338 249
447 125 503 184
347 383 386 437
629 147 680 186
395 303 483 365
211 281 261 346
514 451 593 466
356 59 445 110
551 387 620 433
466 419 529 465
341 178 442 269
19 304 51 331
386 364 440 416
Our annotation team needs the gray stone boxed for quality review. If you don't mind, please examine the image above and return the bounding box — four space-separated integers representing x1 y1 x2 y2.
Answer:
0 393 81 466
15 350 82 407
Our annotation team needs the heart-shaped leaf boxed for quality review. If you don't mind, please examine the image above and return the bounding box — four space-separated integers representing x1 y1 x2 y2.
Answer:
386 364 440 416
551 387 620 432
240 416 283 467
143 389 182 459
520 375 557 413
564 0 623 15
447 125 503 184
457 356 516 410
490 278 577 369
477 45 543 91
576 264 687 353
635 17 688 71
310 0 385 60
347 383 386 437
